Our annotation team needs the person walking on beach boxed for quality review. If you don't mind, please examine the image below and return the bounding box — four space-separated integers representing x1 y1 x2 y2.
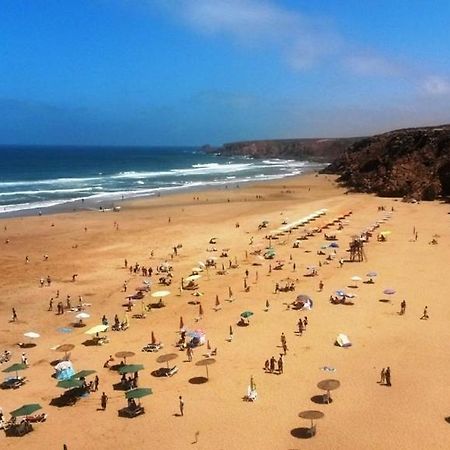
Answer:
179 396 184 416
420 306 429 320
385 367 391 386
264 359 270 372
318 280 324 292
379 368 386 384
48 298 53 311
270 356 276 373
400 300 406 315
280 332 286 347
11 308 17 322
100 392 108 410
298 318 304 336
278 356 284 374
186 346 193 362
93 375 99 392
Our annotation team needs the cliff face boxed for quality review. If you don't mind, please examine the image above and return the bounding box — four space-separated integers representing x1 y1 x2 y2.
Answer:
209 138 362 162
325 125 450 200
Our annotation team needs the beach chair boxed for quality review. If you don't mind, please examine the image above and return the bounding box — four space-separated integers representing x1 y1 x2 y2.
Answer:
245 386 257 401
142 343 162 353
166 366 178 377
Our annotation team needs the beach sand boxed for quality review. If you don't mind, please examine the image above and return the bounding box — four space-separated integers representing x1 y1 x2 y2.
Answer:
1 173 449 449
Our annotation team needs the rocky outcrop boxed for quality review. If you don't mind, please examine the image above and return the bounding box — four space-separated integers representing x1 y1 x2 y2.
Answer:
324 125 450 200
204 137 362 162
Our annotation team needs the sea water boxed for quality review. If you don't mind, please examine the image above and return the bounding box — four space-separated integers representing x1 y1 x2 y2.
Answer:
0 146 324 216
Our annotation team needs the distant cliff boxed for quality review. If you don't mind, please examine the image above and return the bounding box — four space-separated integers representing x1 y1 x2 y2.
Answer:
324 124 450 200
204 137 362 162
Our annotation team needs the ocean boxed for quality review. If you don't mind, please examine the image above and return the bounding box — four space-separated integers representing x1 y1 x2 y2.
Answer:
0 146 324 216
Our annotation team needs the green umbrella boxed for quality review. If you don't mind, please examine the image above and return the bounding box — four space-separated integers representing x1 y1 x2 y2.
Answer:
72 370 96 379
2 363 27 378
240 311 254 318
10 403 42 417
57 378 84 389
118 364 145 375
125 387 153 400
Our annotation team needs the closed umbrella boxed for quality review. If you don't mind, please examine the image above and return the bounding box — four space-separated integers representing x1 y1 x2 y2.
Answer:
199 303 204 316
151 331 156 345
179 316 184 330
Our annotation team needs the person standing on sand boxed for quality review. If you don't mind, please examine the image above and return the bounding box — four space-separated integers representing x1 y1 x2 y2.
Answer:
298 319 304 336
48 298 53 311
278 356 284 374
187 346 193 362
420 306 429 320
270 356 276 373
179 396 184 416
101 392 108 410
400 300 406 315
11 308 17 322
94 375 99 391
379 368 386 384
385 367 391 386
319 280 324 292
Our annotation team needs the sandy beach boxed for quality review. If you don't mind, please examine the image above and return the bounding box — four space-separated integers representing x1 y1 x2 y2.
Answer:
1 173 449 450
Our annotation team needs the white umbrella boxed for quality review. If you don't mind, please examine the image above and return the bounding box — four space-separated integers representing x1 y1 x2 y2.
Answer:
198 261 206 269
191 267 203 273
151 290 171 298
75 312 90 320
24 332 40 339
351 276 362 281
85 324 108 335
185 274 201 282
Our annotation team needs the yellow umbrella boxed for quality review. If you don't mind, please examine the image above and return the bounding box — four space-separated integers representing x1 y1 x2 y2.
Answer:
85 324 108 335
380 231 391 236
151 290 171 298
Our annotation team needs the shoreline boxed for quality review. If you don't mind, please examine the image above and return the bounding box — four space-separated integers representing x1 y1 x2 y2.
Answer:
0 167 325 219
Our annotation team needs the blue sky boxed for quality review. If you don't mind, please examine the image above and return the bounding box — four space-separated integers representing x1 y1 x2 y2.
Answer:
1 0 450 145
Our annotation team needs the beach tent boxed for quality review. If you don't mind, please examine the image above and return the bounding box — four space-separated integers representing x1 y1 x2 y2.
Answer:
54 360 75 380
335 333 352 347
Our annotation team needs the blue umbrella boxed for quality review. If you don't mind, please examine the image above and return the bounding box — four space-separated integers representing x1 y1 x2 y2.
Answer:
328 242 339 248
57 327 73 334
335 290 346 297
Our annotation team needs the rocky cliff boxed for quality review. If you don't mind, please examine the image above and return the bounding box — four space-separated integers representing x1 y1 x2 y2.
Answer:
324 125 450 200
205 137 362 162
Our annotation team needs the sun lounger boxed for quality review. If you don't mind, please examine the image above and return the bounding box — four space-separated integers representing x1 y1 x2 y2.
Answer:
119 406 145 418
142 342 163 352
1 376 27 389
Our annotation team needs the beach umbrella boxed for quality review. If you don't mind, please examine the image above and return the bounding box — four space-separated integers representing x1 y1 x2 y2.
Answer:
151 331 156 345
192 291 203 297
229 325 233 336
179 316 184 330
85 324 108 335
297 294 312 303
185 274 201 282
118 364 145 375
215 295 220 307
2 363 27 379
72 369 96 379
186 329 205 339
24 331 40 340
366 272 378 278
317 379 341 403
328 242 339 248
383 288 396 295
57 378 84 389
115 351 135 364
57 327 73 334
10 404 42 418
125 387 153 400
191 267 203 273
298 410 325 431
75 312 90 320
335 290 347 297
240 311 254 319
351 276 362 282
195 358 216 380
207 340 211 350
151 290 171 298
265 299 270 310
198 261 206 269
156 353 178 369
55 343 75 358
199 303 204 316
380 231 391 236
